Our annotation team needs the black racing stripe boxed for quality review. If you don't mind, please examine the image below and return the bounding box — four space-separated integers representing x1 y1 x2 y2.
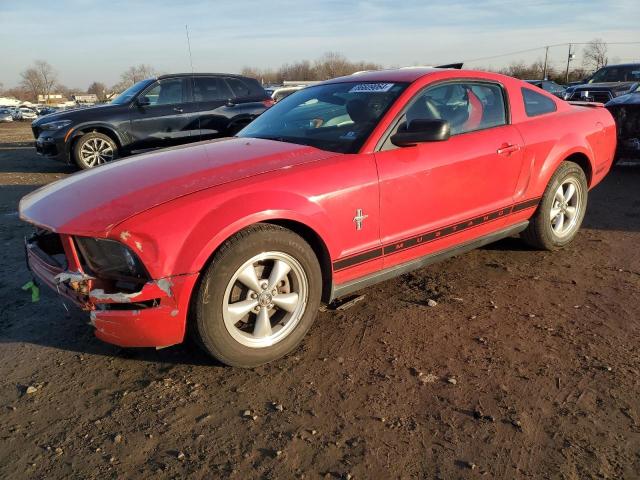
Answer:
383 205 513 256
333 248 383 271
512 196 541 212
332 197 540 271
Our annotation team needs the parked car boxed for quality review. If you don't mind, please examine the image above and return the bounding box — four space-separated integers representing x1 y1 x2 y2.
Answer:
564 63 640 102
606 84 640 161
17 107 38 121
38 106 59 116
0 108 13 122
20 68 616 367
272 85 306 102
30 73 274 169
525 79 566 98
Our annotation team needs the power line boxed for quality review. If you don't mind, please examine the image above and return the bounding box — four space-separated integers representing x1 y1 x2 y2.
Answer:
462 41 640 64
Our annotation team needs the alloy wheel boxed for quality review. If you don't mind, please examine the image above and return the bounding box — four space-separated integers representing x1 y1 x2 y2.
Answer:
80 138 114 167
550 178 583 237
222 251 308 348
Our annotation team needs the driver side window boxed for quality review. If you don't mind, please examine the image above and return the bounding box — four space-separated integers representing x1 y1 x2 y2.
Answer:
382 81 507 150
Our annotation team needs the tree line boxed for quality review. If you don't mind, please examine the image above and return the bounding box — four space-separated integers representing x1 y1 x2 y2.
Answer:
1 39 611 103
1 63 158 103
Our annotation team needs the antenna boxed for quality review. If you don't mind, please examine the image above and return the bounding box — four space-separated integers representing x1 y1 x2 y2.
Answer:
185 24 194 74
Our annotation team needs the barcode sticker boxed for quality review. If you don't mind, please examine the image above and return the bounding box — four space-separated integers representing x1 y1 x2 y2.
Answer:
349 83 395 93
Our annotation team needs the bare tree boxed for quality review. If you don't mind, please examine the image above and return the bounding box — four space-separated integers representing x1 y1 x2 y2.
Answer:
87 81 108 102
241 52 382 84
20 68 42 101
19 60 58 102
583 39 608 72
113 64 157 92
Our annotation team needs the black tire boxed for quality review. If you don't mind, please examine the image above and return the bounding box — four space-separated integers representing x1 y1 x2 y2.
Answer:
73 132 118 170
194 224 322 367
521 161 588 250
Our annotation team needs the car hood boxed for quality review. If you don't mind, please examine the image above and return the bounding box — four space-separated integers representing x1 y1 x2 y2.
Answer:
32 103 120 124
20 138 339 236
570 81 637 93
606 92 640 106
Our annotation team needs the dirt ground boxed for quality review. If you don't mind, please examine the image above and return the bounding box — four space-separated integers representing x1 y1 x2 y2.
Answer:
1 122 639 480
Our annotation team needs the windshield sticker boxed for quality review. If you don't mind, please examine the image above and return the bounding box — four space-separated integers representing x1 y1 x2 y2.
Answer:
349 83 395 93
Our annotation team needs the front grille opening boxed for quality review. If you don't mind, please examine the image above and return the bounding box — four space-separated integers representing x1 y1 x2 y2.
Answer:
31 230 67 268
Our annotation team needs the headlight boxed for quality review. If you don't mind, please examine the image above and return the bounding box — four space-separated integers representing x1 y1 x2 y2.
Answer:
40 119 72 131
75 237 149 280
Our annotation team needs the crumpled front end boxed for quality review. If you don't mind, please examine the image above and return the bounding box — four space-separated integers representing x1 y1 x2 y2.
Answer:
25 229 198 348
606 99 640 160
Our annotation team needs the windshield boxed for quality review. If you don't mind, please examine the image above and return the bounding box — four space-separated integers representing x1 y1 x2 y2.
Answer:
110 80 153 105
238 81 408 153
589 66 640 83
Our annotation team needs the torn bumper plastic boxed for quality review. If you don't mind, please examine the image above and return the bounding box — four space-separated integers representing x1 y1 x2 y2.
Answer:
25 231 199 348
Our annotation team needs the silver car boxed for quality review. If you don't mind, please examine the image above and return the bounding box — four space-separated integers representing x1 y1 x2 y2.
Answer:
0 108 14 122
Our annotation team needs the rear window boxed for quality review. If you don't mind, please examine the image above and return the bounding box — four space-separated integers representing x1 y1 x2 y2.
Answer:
522 88 557 117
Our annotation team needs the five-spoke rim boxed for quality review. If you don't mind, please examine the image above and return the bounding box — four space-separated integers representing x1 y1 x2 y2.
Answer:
222 251 308 348
550 178 582 237
80 138 114 167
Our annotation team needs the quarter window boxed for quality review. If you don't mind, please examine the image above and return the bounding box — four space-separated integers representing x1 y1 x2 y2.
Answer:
522 88 557 117
142 79 185 106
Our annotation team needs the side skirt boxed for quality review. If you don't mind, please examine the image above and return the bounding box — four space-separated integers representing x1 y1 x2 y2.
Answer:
330 221 529 301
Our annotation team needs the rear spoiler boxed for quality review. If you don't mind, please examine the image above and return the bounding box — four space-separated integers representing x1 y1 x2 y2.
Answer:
436 62 463 69
568 101 605 108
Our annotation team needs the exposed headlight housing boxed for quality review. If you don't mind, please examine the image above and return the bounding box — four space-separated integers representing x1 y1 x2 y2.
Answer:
74 237 149 281
40 119 72 131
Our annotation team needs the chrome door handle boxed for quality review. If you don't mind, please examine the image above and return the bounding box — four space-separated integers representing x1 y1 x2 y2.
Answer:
173 107 184 113
497 144 520 155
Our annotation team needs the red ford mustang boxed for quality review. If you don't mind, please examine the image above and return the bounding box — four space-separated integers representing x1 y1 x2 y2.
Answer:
20 68 616 367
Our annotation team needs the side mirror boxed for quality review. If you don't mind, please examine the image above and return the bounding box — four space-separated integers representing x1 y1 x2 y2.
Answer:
136 96 151 107
391 119 450 147
226 98 236 107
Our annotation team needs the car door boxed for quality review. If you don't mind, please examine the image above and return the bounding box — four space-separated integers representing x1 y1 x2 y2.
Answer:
128 77 198 151
191 76 235 141
374 80 525 268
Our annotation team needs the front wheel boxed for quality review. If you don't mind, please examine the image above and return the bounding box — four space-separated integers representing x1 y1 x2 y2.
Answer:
73 132 118 169
521 161 588 250
194 224 322 367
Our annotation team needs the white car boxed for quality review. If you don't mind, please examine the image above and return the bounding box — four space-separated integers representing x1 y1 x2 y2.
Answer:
272 85 306 102
0 109 13 122
17 107 38 121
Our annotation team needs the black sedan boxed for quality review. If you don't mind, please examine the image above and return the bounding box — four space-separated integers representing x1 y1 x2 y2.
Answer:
31 73 274 169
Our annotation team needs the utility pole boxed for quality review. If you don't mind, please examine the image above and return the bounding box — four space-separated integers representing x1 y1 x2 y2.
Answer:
542 46 549 80
565 43 576 84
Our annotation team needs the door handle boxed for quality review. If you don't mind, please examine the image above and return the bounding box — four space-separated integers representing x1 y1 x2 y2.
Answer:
497 144 520 155
173 107 184 113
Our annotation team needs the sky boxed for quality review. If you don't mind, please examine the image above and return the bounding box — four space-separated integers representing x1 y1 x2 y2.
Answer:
0 0 638 90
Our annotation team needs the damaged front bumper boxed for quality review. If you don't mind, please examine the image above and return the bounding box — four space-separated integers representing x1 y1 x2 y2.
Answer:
25 230 199 348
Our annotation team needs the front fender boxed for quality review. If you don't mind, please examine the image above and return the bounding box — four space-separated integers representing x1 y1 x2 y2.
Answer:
110 183 337 280
67 122 127 147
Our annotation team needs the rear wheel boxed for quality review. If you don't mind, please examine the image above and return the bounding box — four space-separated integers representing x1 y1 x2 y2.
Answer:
522 161 588 250
73 132 118 169
194 224 322 367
